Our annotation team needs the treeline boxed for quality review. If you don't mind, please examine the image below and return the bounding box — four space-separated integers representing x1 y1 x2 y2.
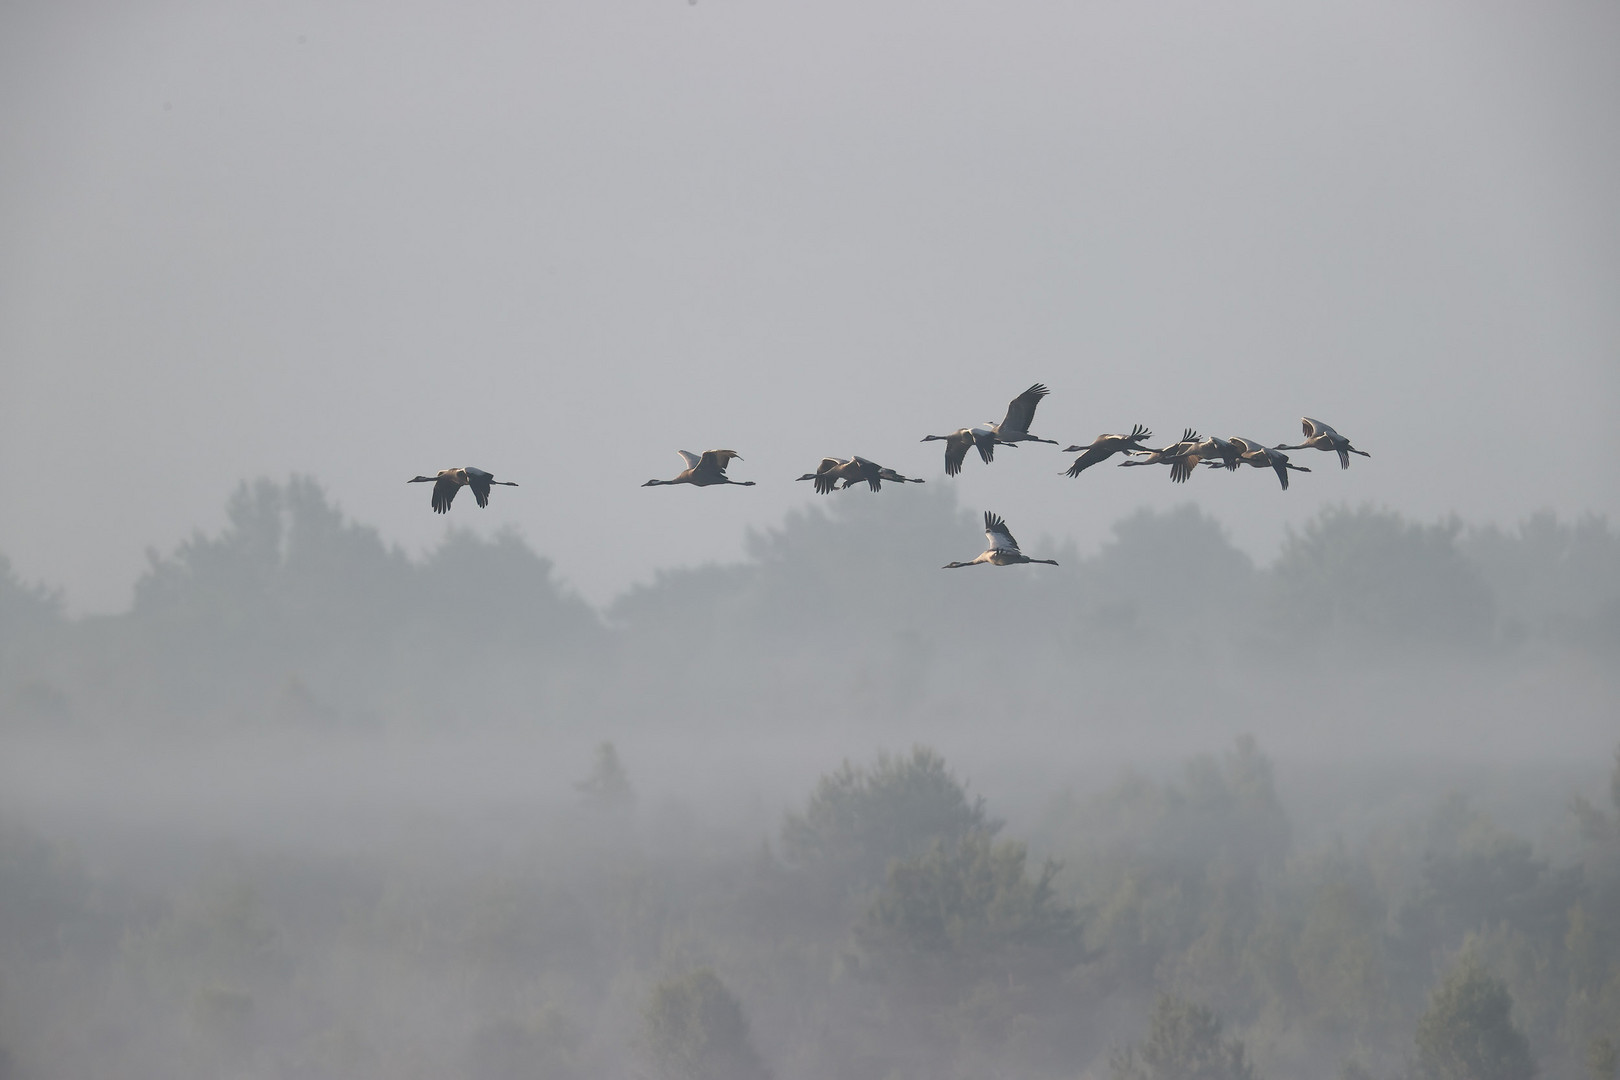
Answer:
1 476 1616 732
1 739 1616 1078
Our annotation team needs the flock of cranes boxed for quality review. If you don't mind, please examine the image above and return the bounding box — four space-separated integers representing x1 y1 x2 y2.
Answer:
409 384 1370 571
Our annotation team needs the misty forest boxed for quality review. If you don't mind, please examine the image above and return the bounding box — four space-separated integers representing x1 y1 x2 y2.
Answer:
1 477 1617 1080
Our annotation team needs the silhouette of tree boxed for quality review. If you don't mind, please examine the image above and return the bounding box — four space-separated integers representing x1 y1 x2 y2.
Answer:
0 554 62 637
1084 505 1254 629
856 829 1084 998
782 746 996 900
105 477 598 723
576 741 634 811
1041 737 1291 1010
0 555 68 727
1398 835 1579 963
1463 512 1620 639
1271 505 1495 647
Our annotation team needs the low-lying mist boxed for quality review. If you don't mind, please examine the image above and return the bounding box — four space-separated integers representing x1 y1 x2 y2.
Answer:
1 477 1616 1079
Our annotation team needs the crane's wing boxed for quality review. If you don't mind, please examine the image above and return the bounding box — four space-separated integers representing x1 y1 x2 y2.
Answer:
971 427 997 464
944 432 971 476
432 475 459 514
851 456 882 491
677 450 702 470
998 383 1049 435
699 450 741 474
1301 417 1334 438
1065 445 1111 477
814 459 850 495
1128 423 1152 444
984 511 1020 553
1337 447 1350 470
1270 454 1291 490
468 473 494 507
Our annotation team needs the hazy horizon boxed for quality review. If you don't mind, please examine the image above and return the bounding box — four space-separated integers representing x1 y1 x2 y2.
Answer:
4 1 1618 614
4 7 1618 1076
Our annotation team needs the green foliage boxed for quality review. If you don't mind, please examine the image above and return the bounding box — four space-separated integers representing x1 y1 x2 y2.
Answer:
1398 831 1580 963
9 737 1620 1080
1414 957 1534 1080
640 969 770 1080
856 829 1084 998
1291 878 1392 1044
781 746 996 898
1109 994 1257 1080
1041 737 1290 1009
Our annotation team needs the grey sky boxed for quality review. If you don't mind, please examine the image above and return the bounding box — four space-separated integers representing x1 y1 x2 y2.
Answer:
3 1 1616 613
